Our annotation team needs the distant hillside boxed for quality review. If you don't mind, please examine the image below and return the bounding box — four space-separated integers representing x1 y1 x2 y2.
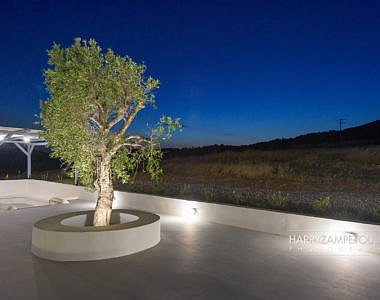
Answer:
1 120 379 171
165 120 380 157
249 120 380 150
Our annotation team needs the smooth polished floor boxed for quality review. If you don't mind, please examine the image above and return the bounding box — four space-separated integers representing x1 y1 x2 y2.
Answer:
0 200 379 300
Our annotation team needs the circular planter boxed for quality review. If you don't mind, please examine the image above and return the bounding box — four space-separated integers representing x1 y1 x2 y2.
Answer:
31 209 160 261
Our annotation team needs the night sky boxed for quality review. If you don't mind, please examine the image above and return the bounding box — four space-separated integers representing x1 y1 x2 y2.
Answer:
1 0 379 147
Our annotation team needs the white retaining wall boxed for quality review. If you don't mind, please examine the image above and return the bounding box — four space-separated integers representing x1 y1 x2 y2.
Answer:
1 180 380 253
0 179 96 202
113 191 380 253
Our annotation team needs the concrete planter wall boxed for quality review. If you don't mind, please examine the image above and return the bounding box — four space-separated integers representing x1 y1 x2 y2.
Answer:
2 180 380 254
31 209 160 261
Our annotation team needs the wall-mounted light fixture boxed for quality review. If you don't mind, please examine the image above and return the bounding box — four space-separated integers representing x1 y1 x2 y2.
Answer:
182 206 198 221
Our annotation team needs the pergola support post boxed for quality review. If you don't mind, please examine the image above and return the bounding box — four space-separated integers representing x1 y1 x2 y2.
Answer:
74 171 79 185
15 143 35 179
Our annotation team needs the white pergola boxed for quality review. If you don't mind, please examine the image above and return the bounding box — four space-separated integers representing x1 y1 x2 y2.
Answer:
0 126 47 179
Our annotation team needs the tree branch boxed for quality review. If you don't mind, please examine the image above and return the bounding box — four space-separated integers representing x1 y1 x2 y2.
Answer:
94 98 107 123
116 102 145 137
89 116 102 130
106 91 133 131
110 134 154 155
107 107 126 130
125 134 151 142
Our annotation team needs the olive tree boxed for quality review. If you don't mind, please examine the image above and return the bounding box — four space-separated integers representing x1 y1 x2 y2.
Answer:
40 38 180 226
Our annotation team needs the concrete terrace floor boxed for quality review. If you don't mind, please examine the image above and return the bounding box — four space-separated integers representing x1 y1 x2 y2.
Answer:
1 201 380 300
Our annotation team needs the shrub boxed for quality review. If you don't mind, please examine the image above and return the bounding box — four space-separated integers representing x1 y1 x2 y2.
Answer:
231 190 248 205
268 191 289 210
179 184 191 198
40 172 49 181
332 210 355 221
312 196 332 214
203 186 216 202
372 202 380 221
152 182 165 195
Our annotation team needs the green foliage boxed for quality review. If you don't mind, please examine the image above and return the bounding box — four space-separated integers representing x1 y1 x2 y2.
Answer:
3 174 9 180
56 174 64 183
312 196 332 214
40 172 49 181
179 184 191 197
373 202 380 221
268 191 289 210
231 190 248 205
203 186 216 202
151 182 165 195
40 38 181 189
331 210 355 221
111 146 163 184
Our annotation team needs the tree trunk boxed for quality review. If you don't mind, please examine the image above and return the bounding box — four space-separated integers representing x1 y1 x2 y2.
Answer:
93 155 113 226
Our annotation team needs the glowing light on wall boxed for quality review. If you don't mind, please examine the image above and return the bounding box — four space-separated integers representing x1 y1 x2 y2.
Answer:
183 207 197 217
181 203 199 222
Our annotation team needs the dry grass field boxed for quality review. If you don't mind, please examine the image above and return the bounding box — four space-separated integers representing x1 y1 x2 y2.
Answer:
159 147 380 192
119 146 380 223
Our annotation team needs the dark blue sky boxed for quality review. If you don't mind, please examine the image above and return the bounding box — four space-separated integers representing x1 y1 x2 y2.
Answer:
1 0 379 147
